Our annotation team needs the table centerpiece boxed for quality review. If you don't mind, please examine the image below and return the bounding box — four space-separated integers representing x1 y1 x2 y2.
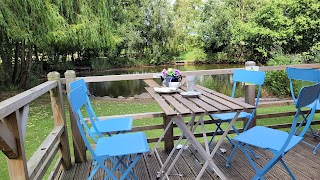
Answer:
161 68 182 87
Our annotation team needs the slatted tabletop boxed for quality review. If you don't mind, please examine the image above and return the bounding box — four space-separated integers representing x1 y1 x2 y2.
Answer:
144 83 255 117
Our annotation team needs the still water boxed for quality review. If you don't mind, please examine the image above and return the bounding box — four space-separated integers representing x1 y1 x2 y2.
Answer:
87 64 242 97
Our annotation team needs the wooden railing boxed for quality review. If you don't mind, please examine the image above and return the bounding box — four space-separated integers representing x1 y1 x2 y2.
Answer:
1 63 320 179
63 63 320 161
0 72 71 180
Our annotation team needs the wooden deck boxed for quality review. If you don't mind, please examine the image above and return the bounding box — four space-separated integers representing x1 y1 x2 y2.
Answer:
56 133 320 180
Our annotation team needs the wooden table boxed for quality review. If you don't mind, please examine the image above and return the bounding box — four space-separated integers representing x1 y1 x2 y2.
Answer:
144 80 255 180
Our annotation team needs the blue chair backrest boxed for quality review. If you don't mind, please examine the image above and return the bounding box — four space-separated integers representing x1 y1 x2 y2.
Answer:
286 67 319 83
70 79 88 93
286 67 320 103
69 79 102 124
68 86 102 161
232 69 266 108
68 86 102 142
281 83 320 153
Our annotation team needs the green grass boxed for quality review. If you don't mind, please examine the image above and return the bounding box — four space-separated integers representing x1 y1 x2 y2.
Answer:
1 97 319 179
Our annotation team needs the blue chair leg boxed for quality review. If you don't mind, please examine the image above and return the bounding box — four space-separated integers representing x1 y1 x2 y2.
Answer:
239 144 260 173
95 158 118 180
314 143 320 155
252 155 282 180
226 142 240 167
231 125 259 159
309 125 319 137
119 154 142 180
209 121 234 146
279 159 296 180
116 155 138 180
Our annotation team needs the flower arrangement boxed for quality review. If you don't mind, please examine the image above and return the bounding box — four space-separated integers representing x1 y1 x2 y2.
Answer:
161 68 182 86
161 68 182 81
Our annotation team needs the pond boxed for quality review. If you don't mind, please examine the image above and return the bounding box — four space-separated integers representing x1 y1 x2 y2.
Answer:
86 64 243 97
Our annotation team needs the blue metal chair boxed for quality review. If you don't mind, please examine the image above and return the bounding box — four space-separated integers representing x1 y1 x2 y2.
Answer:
68 85 149 180
208 69 266 158
226 83 320 179
286 67 320 154
69 79 133 137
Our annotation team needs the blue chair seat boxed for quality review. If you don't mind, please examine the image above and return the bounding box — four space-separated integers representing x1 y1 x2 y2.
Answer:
96 132 149 157
233 126 303 153
211 112 252 121
306 99 320 109
89 117 133 135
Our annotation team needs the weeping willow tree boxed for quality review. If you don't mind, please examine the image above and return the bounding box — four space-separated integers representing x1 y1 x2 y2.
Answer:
0 0 113 89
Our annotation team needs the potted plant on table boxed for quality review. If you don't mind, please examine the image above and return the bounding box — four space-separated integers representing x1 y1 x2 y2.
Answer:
161 68 182 87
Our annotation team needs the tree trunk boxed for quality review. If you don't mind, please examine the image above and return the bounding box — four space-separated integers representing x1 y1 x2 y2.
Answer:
12 42 20 83
19 44 33 89
34 45 41 73
17 40 26 82
0 36 13 86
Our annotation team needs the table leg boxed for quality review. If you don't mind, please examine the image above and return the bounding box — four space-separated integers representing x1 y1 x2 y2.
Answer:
161 115 203 179
156 117 198 179
149 118 174 156
199 115 210 153
196 111 241 180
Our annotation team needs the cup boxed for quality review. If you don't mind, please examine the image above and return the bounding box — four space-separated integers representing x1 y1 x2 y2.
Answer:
186 75 196 92
169 82 181 89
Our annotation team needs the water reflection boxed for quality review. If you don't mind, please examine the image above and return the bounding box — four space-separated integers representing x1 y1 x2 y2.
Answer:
87 64 242 97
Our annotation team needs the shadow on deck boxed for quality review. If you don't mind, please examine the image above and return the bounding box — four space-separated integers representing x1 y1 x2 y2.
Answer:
56 133 320 180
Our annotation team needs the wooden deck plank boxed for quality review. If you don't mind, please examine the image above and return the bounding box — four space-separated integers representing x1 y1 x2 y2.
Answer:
181 146 219 180
170 150 196 179
143 151 164 179
157 148 182 180
134 154 151 180
58 134 320 180
210 142 253 180
252 146 311 179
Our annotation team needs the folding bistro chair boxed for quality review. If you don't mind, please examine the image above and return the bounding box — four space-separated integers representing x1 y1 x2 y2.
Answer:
286 67 320 154
68 86 149 180
208 69 266 158
69 79 133 137
226 83 320 179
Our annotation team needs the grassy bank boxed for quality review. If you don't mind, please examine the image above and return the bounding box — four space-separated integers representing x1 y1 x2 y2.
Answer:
0 96 319 179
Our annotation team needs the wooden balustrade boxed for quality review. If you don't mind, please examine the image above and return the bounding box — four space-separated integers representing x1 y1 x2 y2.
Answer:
0 72 71 180
1 63 320 179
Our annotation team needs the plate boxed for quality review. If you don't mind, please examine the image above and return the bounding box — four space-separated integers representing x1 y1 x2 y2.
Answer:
180 91 201 97
154 87 178 94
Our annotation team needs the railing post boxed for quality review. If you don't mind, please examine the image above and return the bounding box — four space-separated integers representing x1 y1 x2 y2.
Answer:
47 72 72 170
3 112 28 180
64 70 87 163
163 116 174 152
244 61 257 129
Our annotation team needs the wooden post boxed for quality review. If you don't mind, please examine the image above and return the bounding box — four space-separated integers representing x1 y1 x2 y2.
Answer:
64 70 87 163
47 72 72 170
3 112 28 180
244 61 257 129
163 116 174 152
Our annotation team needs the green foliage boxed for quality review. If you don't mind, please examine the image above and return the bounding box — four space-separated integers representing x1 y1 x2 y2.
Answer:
263 52 307 97
210 52 229 63
179 48 207 61
231 0 320 62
